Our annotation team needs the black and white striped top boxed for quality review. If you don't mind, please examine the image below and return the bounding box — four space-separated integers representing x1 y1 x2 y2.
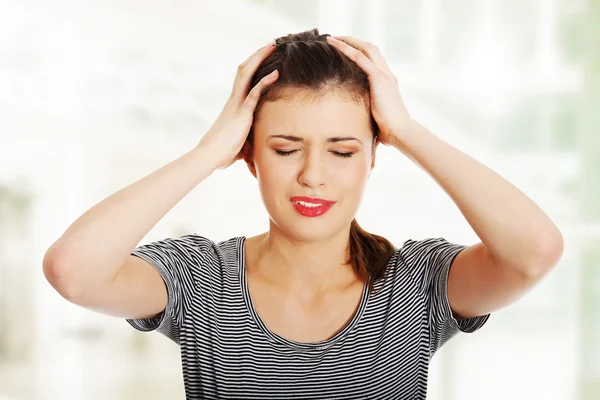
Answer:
126 234 490 399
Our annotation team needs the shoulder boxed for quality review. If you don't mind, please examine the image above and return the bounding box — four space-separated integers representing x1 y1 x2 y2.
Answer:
396 236 468 291
132 233 244 269
373 237 458 291
399 237 467 265
138 233 243 251
173 234 246 264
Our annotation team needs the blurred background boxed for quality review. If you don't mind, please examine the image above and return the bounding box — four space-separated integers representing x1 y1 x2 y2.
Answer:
0 0 598 399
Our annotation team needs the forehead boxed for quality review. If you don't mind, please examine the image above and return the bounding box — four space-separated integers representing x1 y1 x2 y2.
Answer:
254 91 372 140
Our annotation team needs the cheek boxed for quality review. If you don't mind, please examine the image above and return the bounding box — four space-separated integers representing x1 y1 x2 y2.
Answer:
338 162 370 191
254 154 290 194
259 169 286 193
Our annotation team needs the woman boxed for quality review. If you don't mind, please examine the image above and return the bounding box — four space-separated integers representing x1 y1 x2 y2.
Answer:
43 29 564 399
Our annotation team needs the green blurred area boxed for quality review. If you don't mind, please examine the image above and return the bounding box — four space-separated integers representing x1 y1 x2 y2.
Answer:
575 1 600 398
0 0 598 399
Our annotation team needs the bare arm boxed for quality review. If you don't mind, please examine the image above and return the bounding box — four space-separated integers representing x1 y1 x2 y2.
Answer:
43 146 220 313
394 121 563 319
328 35 564 320
43 41 279 319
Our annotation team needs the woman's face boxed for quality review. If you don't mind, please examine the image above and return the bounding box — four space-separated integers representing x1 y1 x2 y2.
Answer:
247 90 376 242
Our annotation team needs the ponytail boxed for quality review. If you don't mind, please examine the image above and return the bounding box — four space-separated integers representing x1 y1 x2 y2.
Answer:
348 219 396 292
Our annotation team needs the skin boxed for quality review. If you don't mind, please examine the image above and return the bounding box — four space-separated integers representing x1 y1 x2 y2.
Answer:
328 35 564 320
43 35 564 343
243 33 563 338
242 91 377 342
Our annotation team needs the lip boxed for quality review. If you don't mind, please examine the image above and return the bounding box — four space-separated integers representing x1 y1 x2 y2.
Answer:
290 196 335 218
290 196 334 204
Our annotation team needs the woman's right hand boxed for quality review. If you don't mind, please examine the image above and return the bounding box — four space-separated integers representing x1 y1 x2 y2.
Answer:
197 41 279 170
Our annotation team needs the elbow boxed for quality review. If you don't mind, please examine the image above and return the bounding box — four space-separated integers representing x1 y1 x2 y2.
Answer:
42 246 81 301
525 231 565 279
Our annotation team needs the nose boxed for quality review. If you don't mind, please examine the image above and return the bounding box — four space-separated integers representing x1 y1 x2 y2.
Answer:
297 150 325 189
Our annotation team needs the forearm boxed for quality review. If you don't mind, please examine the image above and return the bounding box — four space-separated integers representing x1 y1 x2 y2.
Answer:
393 120 564 274
43 145 220 289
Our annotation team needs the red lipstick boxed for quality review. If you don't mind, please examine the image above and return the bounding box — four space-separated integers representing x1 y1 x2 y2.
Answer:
290 196 335 217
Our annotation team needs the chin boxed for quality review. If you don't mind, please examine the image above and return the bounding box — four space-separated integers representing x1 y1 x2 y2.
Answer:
271 212 350 243
285 227 333 243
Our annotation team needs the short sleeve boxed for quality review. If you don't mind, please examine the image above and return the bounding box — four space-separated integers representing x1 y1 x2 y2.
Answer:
125 234 216 344
401 237 490 355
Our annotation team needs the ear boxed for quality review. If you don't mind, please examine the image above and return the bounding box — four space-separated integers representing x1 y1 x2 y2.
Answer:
241 140 257 178
370 136 379 170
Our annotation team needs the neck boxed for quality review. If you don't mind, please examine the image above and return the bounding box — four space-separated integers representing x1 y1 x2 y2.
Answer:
251 224 357 297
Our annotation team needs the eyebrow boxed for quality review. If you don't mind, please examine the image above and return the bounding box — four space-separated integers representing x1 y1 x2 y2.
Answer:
267 134 362 144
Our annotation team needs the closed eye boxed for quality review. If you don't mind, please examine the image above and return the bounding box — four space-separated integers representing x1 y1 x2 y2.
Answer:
332 151 354 158
274 149 298 157
274 149 354 158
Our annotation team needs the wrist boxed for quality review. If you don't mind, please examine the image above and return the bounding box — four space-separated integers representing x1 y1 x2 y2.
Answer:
390 119 420 151
191 143 223 172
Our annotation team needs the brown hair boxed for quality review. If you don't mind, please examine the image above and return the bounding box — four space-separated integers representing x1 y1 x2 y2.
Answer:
244 28 395 292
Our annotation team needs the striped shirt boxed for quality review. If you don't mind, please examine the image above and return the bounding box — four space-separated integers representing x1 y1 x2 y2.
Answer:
126 234 490 399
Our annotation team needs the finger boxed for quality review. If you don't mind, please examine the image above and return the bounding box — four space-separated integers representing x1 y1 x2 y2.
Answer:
332 36 391 73
241 69 279 114
326 36 381 78
233 43 277 96
239 40 276 70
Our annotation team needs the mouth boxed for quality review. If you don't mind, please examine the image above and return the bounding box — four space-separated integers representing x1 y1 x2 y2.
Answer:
290 196 335 217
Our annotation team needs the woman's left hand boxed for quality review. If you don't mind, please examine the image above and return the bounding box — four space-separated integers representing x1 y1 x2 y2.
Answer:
326 35 412 147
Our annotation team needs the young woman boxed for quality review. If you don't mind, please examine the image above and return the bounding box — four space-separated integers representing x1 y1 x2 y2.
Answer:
43 29 564 399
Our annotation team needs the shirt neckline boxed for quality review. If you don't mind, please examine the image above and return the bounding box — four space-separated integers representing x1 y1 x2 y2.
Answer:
238 236 370 350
